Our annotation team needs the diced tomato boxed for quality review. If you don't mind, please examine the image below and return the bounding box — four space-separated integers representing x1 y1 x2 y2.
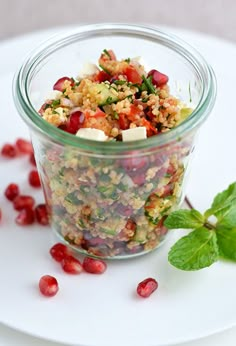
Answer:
53 77 74 91
123 66 142 84
85 108 106 119
118 113 129 130
140 118 158 137
127 105 142 121
94 70 111 83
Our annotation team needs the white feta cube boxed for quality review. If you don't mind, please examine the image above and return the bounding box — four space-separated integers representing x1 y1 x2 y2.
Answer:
121 127 147 142
76 128 108 141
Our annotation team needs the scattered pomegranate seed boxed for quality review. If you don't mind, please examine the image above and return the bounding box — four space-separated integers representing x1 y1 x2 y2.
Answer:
39 275 59 297
35 204 49 225
50 243 71 262
29 153 36 166
13 195 35 211
53 77 73 91
4 183 20 201
61 255 83 274
137 278 158 298
15 207 35 225
15 138 33 154
83 257 107 274
28 170 41 188
1 143 17 158
147 69 169 87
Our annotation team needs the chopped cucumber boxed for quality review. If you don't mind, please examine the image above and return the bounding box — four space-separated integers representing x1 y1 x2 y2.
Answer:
90 83 119 106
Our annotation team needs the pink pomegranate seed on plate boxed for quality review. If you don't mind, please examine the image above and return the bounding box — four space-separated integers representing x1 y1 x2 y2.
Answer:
61 255 83 274
50 243 71 262
1 143 17 158
147 69 169 87
83 256 107 274
15 208 35 225
137 278 158 298
15 138 33 154
29 153 36 166
4 183 20 201
13 195 35 211
28 170 41 188
35 204 49 225
39 275 59 297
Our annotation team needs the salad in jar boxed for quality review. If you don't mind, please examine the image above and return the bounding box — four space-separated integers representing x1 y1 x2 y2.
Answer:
37 49 193 258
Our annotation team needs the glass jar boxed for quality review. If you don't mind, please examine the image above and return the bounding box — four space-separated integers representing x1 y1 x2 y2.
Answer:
13 24 216 259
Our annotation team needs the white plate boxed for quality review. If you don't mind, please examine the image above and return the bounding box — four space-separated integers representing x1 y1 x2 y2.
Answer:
0 27 236 346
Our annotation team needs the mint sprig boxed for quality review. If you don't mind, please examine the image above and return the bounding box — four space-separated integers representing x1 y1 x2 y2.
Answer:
164 182 236 271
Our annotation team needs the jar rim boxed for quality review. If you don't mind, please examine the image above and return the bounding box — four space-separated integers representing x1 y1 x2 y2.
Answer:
13 23 217 154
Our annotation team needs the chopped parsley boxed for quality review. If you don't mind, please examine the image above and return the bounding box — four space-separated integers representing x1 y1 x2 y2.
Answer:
99 64 111 75
51 99 61 107
103 49 111 58
142 75 157 95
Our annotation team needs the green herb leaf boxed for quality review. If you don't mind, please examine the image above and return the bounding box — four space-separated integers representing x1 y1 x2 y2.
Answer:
217 205 236 228
103 49 111 58
113 80 126 85
51 99 60 107
216 225 236 261
168 227 219 270
125 58 131 63
99 64 111 75
141 75 156 95
205 182 236 219
164 209 205 229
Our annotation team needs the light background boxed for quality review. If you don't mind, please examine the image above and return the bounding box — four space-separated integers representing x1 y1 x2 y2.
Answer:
0 0 235 42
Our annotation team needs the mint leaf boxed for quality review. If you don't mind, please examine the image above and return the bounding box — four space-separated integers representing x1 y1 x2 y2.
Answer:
205 182 236 219
216 225 236 261
217 205 236 228
164 209 204 229
168 227 219 270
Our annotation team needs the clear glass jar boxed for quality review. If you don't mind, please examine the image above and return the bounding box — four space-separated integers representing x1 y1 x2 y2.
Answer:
13 24 216 259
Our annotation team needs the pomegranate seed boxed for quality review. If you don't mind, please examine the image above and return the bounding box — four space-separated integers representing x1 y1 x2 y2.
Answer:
13 195 35 211
83 257 107 274
137 278 158 298
132 173 146 185
147 69 169 87
53 77 73 91
66 111 84 134
4 183 20 201
29 153 36 166
50 243 71 262
39 275 59 297
61 255 83 274
35 204 49 225
28 170 41 188
15 138 33 154
15 208 35 225
1 143 17 158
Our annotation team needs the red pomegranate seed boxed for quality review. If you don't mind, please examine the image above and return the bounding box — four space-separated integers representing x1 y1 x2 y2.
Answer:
147 69 169 87
28 170 41 188
61 255 83 274
53 77 73 91
15 207 35 225
137 278 158 298
66 111 84 134
1 143 17 158
83 257 107 274
50 243 71 262
13 195 35 211
35 204 49 225
4 183 20 201
29 153 36 166
39 275 59 297
15 138 33 154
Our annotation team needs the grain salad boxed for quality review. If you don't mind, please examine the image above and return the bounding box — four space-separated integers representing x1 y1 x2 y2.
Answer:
38 49 193 258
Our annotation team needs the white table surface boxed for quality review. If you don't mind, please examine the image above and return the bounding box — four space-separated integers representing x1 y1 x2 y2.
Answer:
0 26 236 346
